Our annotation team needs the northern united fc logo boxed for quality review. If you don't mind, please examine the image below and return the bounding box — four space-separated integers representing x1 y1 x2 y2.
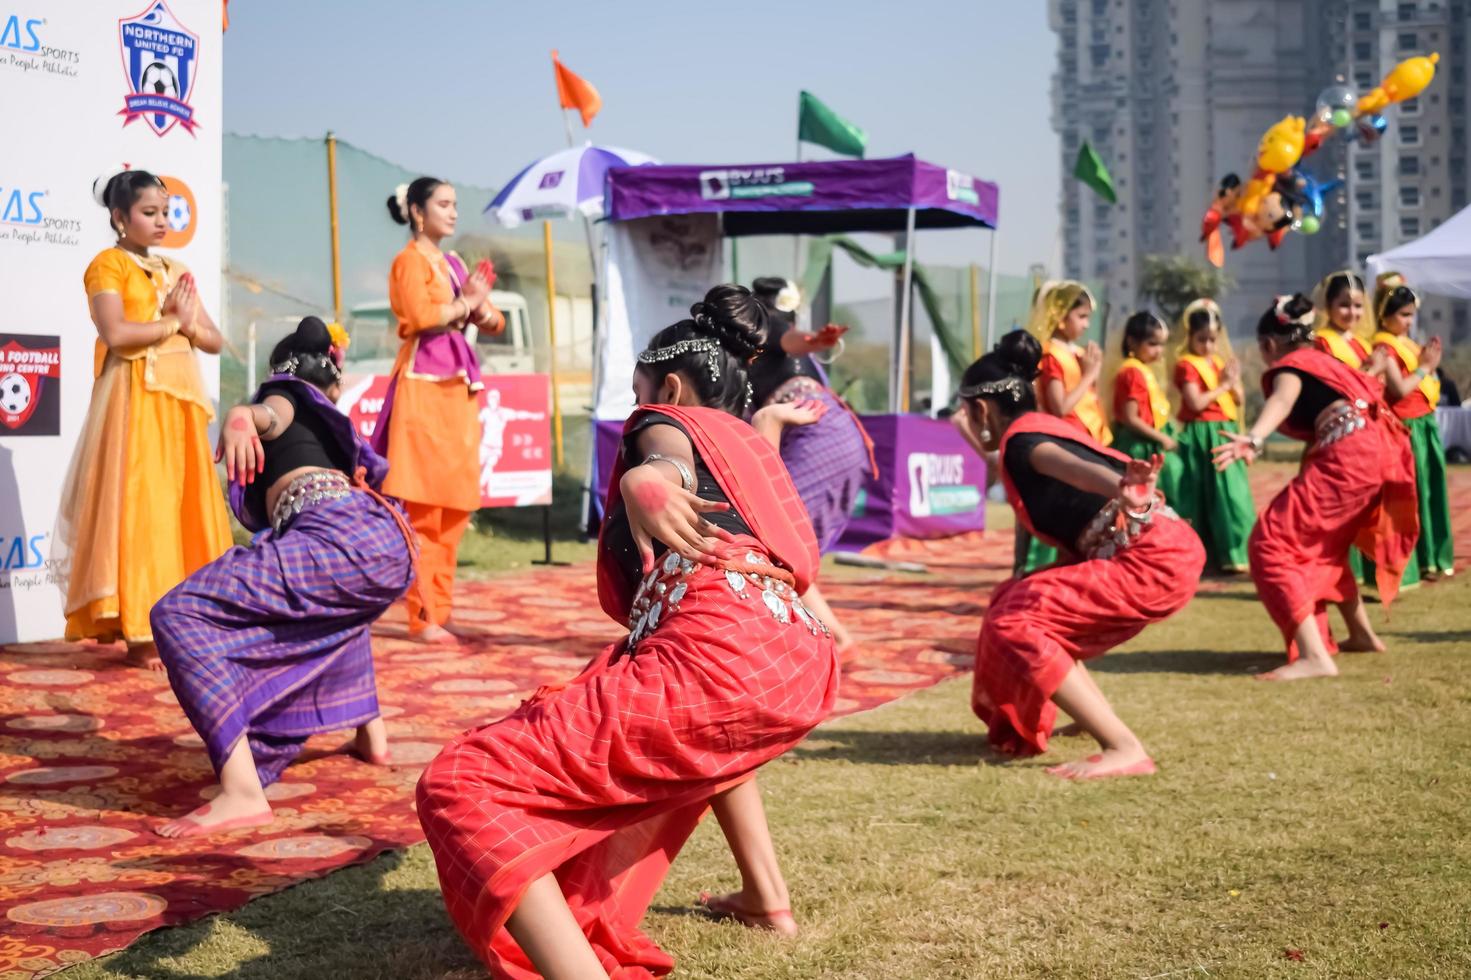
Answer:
117 1 200 137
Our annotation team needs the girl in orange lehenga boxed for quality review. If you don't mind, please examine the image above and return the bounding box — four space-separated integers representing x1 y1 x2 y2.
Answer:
54 167 233 669
376 176 502 643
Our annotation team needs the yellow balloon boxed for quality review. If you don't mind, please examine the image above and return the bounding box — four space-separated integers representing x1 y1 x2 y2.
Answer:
1356 52 1440 115
1256 116 1305 173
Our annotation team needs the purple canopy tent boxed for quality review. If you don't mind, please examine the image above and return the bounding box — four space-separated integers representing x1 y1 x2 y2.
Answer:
589 155 1001 550
601 154 1000 413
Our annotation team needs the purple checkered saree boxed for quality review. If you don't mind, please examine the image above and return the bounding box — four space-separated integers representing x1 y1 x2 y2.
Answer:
153 378 413 785
779 387 872 553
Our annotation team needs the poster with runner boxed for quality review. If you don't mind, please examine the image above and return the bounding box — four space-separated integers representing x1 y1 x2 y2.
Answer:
338 372 552 508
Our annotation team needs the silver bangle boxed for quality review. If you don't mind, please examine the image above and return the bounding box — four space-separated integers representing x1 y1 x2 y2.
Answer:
642 453 694 492
1247 434 1263 454
261 403 282 438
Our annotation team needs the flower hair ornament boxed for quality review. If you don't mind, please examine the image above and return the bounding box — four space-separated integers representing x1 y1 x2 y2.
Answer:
636 338 724 383
1272 295 1315 327
326 321 351 369
774 281 801 314
393 183 410 221
92 164 133 207
957 376 1029 402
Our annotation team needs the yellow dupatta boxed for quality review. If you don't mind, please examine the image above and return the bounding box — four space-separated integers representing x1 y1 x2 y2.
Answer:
1047 337 1112 444
1118 356 1171 427
1313 327 1366 369
1178 353 1239 421
1373 331 1440 406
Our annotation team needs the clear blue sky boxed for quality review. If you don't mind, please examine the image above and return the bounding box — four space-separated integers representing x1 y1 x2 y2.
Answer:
223 0 1061 282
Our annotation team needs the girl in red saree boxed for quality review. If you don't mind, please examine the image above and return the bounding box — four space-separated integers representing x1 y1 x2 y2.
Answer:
1213 294 1418 680
417 285 839 978
953 332 1204 779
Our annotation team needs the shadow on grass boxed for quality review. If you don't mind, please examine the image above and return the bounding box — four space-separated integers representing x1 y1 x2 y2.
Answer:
1381 628 1471 644
792 727 1016 768
1090 648 1281 676
91 849 480 980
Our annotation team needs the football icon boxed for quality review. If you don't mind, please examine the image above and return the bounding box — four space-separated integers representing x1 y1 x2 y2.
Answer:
0 374 31 416
168 194 191 232
140 61 179 100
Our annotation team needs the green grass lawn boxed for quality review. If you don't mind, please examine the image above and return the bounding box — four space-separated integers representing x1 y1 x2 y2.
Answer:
68 555 1471 979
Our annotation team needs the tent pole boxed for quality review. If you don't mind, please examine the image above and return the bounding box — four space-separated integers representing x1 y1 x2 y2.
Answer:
325 132 343 325
969 262 981 359
543 220 565 469
894 206 917 414
985 226 1000 350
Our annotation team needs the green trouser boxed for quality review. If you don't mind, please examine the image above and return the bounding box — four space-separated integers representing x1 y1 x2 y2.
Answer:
1017 531 1058 575
1111 424 1184 504
1170 419 1256 572
1358 412 1455 587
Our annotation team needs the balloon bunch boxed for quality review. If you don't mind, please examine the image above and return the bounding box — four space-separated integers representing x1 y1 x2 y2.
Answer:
1200 52 1440 267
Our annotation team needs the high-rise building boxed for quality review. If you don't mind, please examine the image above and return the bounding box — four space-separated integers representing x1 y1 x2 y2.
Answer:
1050 0 1468 340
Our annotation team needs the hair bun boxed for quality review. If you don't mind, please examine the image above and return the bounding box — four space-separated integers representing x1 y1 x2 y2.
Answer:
292 316 333 354
689 285 767 360
992 329 1042 382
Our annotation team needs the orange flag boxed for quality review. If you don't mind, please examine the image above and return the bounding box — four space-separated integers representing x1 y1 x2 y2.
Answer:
222 0 229 30
552 50 601 127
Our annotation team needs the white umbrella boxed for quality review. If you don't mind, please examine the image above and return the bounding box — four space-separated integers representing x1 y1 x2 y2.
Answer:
486 144 656 228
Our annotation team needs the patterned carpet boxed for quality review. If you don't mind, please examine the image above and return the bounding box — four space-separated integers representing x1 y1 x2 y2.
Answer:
2 466 1467 979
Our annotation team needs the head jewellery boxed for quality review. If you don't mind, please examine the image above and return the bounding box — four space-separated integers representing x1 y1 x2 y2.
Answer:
775 281 801 313
958 376 1028 401
636 338 723 383
393 183 410 221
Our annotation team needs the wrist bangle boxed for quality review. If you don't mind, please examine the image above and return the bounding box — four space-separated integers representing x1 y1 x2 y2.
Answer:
1247 434 1263 454
261 403 281 438
642 453 695 492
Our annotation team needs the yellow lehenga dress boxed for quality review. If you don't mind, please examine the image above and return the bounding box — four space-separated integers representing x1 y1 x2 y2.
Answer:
54 247 233 645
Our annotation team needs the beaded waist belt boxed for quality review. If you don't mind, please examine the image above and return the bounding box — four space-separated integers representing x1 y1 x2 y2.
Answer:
770 376 826 405
1313 399 1370 452
625 548 829 649
1074 494 1175 561
271 470 353 533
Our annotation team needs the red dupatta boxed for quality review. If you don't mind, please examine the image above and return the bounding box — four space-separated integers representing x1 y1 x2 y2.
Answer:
997 411 1134 553
597 405 820 620
1264 346 1418 607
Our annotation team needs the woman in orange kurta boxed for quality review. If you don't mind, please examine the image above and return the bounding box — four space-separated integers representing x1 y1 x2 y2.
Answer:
377 176 502 642
55 168 233 669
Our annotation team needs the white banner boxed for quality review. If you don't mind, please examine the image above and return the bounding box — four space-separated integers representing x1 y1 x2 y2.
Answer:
592 214 724 420
0 1 223 643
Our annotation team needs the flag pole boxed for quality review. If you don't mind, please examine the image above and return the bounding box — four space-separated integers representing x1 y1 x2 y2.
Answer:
325 131 343 325
969 262 981 360
792 131 803 287
543 220 565 468
984 227 1000 350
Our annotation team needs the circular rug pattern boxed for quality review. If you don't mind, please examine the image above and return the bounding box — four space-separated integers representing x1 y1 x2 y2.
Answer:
6 891 165 927
235 834 371 861
5 714 104 733
8 669 94 686
6 826 138 851
5 766 119 786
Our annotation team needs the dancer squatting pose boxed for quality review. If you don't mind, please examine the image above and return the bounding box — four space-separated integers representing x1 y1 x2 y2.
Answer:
417 285 839 978
1213 295 1418 680
953 331 1204 779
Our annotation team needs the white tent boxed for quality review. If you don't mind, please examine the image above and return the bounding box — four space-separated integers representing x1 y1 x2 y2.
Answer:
1367 203 1471 297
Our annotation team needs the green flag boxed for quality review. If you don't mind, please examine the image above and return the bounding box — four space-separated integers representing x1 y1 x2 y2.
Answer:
798 91 867 158
1074 140 1116 203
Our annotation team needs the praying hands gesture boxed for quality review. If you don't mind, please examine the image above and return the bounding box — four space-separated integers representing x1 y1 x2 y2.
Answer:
1118 454 1163 510
161 274 199 340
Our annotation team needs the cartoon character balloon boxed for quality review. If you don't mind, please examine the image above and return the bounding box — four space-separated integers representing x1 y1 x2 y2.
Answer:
1202 53 1440 266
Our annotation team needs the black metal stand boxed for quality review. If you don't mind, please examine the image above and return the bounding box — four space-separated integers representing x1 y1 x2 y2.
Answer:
532 504 570 566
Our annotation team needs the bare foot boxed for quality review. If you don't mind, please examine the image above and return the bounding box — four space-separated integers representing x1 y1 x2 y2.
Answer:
1046 744 1155 780
697 890 798 937
126 643 165 672
354 718 391 766
442 619 493 641
1338 633 1387 653
408 624 459 646
1255 658 1340 681
155 792 273 838
1054 721 1087 738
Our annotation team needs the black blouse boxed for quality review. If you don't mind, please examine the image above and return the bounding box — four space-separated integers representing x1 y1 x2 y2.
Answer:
247 382 351 516
1004 432 1125 548
603 416 753 593
1278 368 1348 434
748 319 824 407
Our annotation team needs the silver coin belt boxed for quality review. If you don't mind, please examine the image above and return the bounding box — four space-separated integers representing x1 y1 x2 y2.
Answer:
770 376 825 405
626 548 829 648
271 470 353 533
1313 399 1370 452
1075 493 1177 561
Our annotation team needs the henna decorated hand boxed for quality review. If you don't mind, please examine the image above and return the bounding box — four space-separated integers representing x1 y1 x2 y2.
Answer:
620 465 735 574
1118 454 1162 509
216 405 264 486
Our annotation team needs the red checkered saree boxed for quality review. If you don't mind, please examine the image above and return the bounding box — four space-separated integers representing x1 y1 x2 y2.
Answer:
972 413 1204 755
1249 348 1418 660
417 405 838 979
